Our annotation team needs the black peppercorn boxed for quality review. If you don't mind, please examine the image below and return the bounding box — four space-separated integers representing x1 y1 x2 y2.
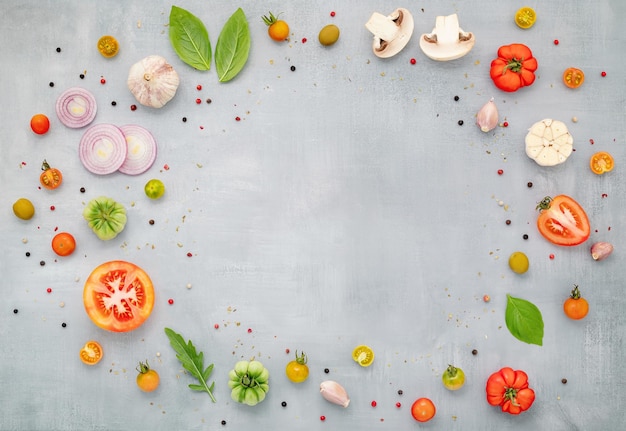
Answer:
472 349 478 355
458 120 464 126
61 322 67 328
290 65 296 71
25 252 30 257
221 420 226 425
397 389 403 395
79 73 85 79
324 368 329 374
561 378 567 384
523 234 529 240
281 401 287 407
206 98 212 104
149 219 155 225
13 309 18 314
111 101 117 106
49 82 54 87
182 117 187 122
506 219 511 225
454 95 459 101
56 47 61 53
40 260 45 266
527 182 533 188
80 187 86 193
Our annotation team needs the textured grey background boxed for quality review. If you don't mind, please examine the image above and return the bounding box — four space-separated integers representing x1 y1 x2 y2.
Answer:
1 1 625 430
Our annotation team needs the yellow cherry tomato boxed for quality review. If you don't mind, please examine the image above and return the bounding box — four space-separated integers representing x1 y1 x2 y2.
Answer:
97 35 119 58
515 7 536 29
352 345 375 367
589 151 614 175
136 360 160 392
508 252 529 274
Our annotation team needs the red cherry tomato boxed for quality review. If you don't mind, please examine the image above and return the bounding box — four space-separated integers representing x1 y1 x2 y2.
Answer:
31 114 50 134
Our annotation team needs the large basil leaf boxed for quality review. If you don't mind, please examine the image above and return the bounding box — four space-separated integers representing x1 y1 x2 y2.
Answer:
169 6 212 70
505 294 544 346
215 8 250 82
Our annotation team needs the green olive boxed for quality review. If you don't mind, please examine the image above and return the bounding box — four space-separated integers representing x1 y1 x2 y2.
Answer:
318 24 340 46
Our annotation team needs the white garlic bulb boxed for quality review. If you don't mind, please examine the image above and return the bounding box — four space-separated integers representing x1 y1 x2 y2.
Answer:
127 55 179 108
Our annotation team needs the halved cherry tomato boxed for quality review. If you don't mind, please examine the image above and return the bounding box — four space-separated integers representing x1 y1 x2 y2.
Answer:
30 114 50 135
97 35 119 58
536 195 590 246
514 7 536 29
79 340 103 365
40 160 62 190
589 151 614 175
411 398 436 422
563 67 585 89
83 261 155 332
563 285 589 320
52 232 76 256
352 345 375 367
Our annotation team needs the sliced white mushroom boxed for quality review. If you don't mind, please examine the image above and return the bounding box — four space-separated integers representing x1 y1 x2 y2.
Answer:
525 119 574 166
365 8 414 58
419 14 475 61
127 55 180 108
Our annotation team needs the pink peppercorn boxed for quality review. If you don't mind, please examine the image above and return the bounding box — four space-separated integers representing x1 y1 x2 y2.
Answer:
195 98 201 104
214 323 219 329
235 116 241 121
497 169 504 175
371 401 377 407
247 328 252 333
47 288 52 293
320 416 326 421
168 299 174 305
187 252 192 257
396 402 401 408
302 38 307 43
196 84 202 90
549 254 555 260
503 121 509 127
601 71 607 77
330 11 336 17
410 58 416 65
554 39 559 45
100 78 106 84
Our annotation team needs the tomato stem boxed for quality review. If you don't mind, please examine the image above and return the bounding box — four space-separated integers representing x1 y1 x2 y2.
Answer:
570 284 582 299
295 350 308 365
137 360 151 374
41 159 51 171
536 196 553 211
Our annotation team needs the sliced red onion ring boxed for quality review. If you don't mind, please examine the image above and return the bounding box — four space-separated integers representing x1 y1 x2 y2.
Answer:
118 125 158 175
56 87 97 128
79 124 127 175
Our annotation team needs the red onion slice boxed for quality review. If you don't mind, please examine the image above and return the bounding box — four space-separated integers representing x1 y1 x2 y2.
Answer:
56 87 97 128
118 125 158 175
79 124 127 175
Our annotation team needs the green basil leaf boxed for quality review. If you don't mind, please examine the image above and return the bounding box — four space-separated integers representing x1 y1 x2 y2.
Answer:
169 5 212 71
215 8 250 82
505 294 544 346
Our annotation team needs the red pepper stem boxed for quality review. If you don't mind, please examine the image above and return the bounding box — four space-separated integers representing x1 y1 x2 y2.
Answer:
502 58 524 75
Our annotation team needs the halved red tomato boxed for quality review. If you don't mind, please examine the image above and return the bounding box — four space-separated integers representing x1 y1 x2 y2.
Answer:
536 195 590 246
83 261 155 332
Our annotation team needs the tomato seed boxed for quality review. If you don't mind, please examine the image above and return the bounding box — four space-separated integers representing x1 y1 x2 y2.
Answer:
410 58 416 65
396 402 401 408
371 401 377 407
130 104 137 111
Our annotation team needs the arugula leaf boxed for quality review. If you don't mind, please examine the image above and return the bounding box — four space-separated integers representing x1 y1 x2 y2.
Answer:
215 8 251 82
164 327 216 402
505 294 544 346
169 6 212 70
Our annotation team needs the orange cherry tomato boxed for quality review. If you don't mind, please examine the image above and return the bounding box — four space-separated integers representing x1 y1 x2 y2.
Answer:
31 114 50 134
589 151 614 175
83 261 155 332
136 360 160 392
52 232 76 256
262 12 290 42
79 340 103 365
97 35 119 58
536 195 590 246
40 160 63 190
563 67 585 89
411 398 436 422
564 285 589 320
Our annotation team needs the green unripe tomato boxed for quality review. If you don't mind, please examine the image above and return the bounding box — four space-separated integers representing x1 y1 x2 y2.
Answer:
144 179 165 200
442 365 465 390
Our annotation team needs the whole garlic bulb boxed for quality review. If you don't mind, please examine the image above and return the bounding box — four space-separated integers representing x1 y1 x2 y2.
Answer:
127 55 180 108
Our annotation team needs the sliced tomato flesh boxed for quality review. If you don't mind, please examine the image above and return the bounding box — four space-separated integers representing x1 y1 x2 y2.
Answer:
84 261 154 332
537 196 590 246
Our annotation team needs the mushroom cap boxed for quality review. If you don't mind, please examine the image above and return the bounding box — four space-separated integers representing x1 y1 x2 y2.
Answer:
365 8 414 59
419 14 475 61
127 55 180 108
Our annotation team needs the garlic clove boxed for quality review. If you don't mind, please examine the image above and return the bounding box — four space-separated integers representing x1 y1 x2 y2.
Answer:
320 380 350 408
476 98 498 132
591 242 613 261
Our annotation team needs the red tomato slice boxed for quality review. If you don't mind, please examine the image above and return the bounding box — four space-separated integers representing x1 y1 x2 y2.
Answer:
83 261 155 332
536 195 590 246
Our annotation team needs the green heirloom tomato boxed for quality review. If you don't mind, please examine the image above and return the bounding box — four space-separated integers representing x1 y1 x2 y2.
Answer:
228 360 270 406
442 365 466 390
